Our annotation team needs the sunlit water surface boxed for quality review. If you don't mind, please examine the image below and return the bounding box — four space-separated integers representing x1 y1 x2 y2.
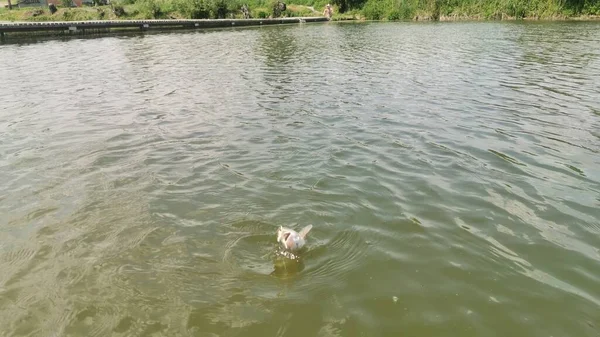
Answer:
1 21 599 337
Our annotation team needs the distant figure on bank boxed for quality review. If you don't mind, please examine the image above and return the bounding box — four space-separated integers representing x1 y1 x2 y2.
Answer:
323 3 333 19
272 1 287 18
241 4 250 19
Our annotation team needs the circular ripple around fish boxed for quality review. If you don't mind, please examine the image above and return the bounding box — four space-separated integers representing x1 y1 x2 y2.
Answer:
221 220 280 277
302 229 370 287
270 248 308 280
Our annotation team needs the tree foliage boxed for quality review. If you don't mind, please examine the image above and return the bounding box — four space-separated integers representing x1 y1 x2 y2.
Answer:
353 0 600 19
331 0 366 13
2 0 597 20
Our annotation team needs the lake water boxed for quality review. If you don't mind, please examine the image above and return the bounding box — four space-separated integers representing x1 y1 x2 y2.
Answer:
1 21 599 337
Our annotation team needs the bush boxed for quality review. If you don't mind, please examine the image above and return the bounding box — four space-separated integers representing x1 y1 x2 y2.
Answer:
399 3 416 19
61 8 73 19
174 0 233 19
175 0 210 18
504 0 527 18
387 9 399 19
332 0 368 13
361 0 384 19
212 0 228 18
252 8 269 17
284 4 313 16
138 0 161 18
583 0 600 14
96 7 106 18
111 3 126 16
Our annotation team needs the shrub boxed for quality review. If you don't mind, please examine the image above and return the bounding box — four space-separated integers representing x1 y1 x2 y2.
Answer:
284 4 313 16
138 0 161 18
504 0 527 18
176 0 210 18
61 8 73 19
387 9 399 19
361 0 384 19
399 3 415 19
174 0 233 19
585 2 600 15
252 8 269 17
211 0 228 18
332 0 368 13
96 7 106 18
110 2 126 16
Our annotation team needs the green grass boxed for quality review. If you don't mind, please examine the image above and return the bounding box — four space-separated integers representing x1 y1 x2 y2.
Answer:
0 6 115 21
0 0 325 21
1 0 599 21
352 0 600 21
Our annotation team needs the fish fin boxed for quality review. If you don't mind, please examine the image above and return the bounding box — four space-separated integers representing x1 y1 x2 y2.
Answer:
299 224 313 239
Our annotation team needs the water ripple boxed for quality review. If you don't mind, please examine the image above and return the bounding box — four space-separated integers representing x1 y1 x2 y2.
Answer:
1 21 600 337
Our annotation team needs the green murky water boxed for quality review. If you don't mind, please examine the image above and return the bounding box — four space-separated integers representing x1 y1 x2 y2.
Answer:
1 21 599 337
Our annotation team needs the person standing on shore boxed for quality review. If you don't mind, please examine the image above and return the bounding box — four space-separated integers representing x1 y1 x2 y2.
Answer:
323 4 333 19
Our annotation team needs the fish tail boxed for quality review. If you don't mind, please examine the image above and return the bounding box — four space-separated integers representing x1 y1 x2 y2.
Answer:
299 224 313 239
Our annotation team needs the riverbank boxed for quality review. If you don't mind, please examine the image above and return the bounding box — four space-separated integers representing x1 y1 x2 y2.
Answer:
334 0 600 21
0 17 328 39
329 12 600 22
0 3 320 22
2 0 599 23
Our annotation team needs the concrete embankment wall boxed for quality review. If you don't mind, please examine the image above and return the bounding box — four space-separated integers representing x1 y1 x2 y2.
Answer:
0 17 328 39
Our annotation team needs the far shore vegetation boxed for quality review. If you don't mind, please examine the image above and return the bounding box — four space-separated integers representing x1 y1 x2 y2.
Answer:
1 0 599 22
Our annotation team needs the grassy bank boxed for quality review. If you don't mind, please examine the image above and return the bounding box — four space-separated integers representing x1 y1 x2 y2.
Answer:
2 0 600 21
332 0 600 21
0 0 320 21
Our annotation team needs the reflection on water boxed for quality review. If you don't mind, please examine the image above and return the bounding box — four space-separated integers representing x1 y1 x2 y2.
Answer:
0 21 600 337
272 250 306 278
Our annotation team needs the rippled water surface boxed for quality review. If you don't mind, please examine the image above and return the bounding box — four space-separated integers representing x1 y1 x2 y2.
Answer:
1 21 600 336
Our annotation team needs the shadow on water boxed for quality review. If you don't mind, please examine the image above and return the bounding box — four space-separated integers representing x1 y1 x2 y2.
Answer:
0 28 159 46
0 24 268 46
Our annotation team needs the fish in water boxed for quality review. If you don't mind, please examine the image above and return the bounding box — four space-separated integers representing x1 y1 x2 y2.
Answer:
277 225 313 252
